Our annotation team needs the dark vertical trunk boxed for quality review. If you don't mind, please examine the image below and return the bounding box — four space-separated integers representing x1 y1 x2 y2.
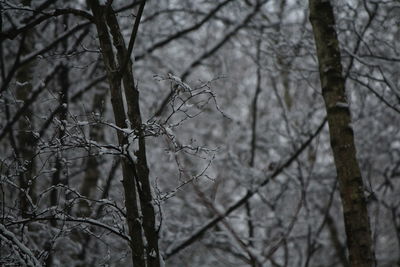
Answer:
246 33 262 267
88 1 148 266
78 87 106 217
16 0 36 218
105 9 160 267
50 43 69 210
308 1 375 266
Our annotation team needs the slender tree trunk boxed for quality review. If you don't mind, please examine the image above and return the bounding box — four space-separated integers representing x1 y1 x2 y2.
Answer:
88 1 161 266
308 1 375 266
88 2 145 266
16 0 36 218
105 10 160 266
50 16 70 213
78 87 106 217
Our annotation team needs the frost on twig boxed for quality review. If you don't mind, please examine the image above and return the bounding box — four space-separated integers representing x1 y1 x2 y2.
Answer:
0 224 42 267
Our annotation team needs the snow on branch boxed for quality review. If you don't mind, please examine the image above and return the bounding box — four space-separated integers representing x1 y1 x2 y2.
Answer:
0 224 42 267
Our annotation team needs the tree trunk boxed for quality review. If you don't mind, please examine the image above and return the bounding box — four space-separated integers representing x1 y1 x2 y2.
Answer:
308 1 375 267
89 1 160 266
78 87 106 217
88 2 146 266
105 9 160 267
16 0 36 218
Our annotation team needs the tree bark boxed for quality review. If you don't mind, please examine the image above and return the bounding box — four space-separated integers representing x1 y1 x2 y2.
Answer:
88 2 146 266
16 0 36 218
78 87 106 217
105 10 160 266
89 1 160 266
308 1 375 266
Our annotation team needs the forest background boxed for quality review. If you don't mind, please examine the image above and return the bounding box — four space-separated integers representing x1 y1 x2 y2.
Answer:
1 0 399 266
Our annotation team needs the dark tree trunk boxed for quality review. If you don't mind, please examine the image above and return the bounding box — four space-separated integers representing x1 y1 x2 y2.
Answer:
88 2 146 266
308 1 375 266
88 1 160 266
